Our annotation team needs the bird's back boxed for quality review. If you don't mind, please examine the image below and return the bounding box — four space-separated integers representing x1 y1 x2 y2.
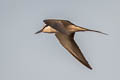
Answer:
43 19 74 26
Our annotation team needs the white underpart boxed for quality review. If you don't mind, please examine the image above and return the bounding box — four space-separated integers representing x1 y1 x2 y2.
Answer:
42 26 57 33
67 25 87 32
42 25 87 33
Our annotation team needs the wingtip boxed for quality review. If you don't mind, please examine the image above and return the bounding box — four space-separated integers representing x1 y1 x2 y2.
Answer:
87 65 93 70
80 60 93 70
83 62 92 70
87 29 108 35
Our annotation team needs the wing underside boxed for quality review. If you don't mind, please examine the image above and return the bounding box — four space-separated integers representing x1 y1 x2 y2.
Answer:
55 32 92 69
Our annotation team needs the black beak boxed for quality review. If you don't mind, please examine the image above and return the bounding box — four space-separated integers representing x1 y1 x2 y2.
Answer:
35 29 42 34
35 25 48 34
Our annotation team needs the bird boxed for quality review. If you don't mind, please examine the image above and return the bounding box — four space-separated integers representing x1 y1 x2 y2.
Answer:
35 19 107 70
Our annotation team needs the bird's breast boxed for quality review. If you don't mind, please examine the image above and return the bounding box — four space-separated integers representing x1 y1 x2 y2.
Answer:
42 26 57 33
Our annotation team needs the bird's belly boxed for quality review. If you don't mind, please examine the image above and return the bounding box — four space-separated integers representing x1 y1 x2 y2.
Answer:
67 25 86 32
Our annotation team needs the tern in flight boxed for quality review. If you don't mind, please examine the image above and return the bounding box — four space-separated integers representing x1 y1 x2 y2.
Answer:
35 19 107 70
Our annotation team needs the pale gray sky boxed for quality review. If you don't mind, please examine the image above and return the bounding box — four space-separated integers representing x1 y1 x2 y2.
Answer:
0 0 120 80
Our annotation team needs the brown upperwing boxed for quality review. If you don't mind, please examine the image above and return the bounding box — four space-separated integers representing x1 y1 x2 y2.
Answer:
55 32 92 69
43 20 70 35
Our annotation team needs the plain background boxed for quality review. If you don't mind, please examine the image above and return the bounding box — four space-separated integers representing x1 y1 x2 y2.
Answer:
0 0 120 80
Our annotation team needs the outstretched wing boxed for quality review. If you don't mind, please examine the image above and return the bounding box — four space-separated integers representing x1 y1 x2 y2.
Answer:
55 32 92 69
43 20 70 35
